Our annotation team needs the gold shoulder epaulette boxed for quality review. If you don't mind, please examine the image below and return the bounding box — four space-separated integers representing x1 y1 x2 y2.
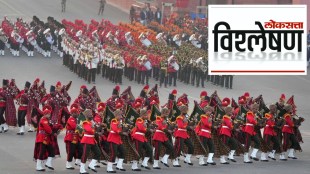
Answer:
136 117 143 122
200 114 208 118
176 116 183 120
223 115 230 119
284 113 291 118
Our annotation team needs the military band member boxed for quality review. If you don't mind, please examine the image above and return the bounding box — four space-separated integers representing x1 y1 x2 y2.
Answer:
167 55 179 87
15 81 31 135
173 104 194 167
159 59 168 88
79 109 101 174
243 109 260 163
131 109 153 171
58 28 65 57
114 54 125 85
10 28 24 57
43 28 54 57
195 57 205 88
94 102 109 160
196 105 216 165
34 106 55 171
106 108 126 173
282 104 299 160
219 107 237 164
64 103 82 170
152 107 174 169
139 55 149 85
264 104 281 161
87 50 99 84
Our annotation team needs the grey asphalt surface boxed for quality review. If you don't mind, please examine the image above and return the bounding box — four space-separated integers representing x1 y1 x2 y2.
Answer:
0 0 310 174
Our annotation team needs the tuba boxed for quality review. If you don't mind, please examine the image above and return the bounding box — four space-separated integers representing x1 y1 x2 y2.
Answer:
196 57 207 73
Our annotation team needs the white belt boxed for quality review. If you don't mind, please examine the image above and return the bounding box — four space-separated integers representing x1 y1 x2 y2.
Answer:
156 130 164 133
284 125 290 127
84 134 94 137
201 129 210 133
246 123 254 126
135 132 145 136
110 131 116 133
265 125 270 127
178 128 187 131
20 104 28 106
222 126 229 128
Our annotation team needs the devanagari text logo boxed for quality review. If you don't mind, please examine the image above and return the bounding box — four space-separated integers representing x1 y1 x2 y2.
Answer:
208 5 307 75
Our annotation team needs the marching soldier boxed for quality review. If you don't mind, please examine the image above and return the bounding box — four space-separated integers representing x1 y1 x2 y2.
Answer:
106 108 126 173
43 28 54 57
114 54 125 85
264 104 282 161
94 102 109 164
195 57 205 88
243 109 261 163
79 109 101 174
195 105 216 165
173 103 194 167
33 106 55 171
131 109 153 171
87 49 99 84
282 104 299 160
167 55 179 87
15 81 31 135
64 104 82 170
152 107 174 169
219 107 237 164
159 58 168 88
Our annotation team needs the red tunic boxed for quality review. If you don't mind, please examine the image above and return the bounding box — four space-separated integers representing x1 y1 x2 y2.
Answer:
131 118 148 142
107 119 122 145
35 117 53 144
282 113 294 134
80 121 96 145
219 115 233 137
153 116 169 142
174 115 189 139
195 114 212 138
64 116 79 143
244 112 257 136
264 115 277 136
16 90 29 111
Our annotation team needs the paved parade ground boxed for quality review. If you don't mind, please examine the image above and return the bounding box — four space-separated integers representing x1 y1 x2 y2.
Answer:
1 0 310 173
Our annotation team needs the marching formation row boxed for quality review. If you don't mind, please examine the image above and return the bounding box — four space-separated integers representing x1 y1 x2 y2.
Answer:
0 78 304 173
0 15 233 89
